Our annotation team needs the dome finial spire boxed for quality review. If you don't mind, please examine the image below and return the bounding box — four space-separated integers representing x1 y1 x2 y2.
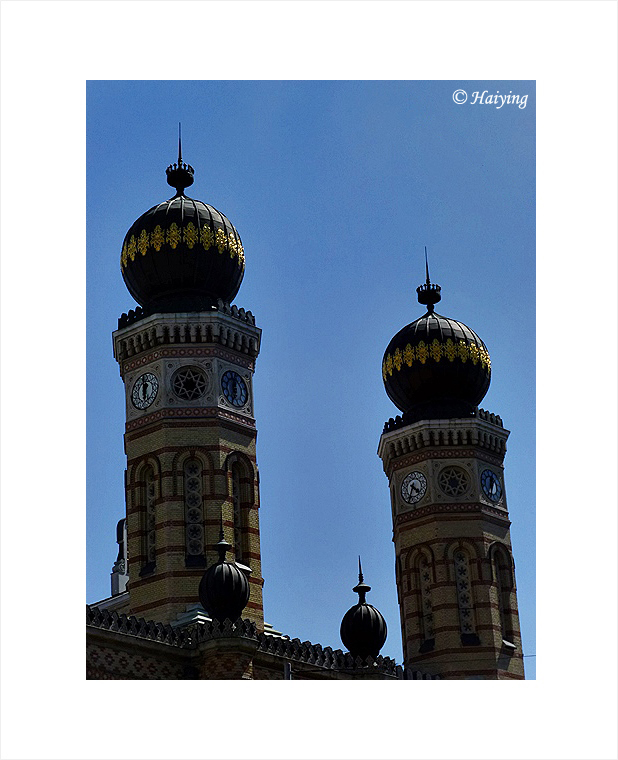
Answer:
416 246 441 312
166 123 194 196
340 559 388 658
215 510 232 562
353 555 371 604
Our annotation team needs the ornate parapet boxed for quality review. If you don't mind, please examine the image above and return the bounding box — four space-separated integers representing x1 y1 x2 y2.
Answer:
86 607 441 680
113 300 261 365
86 605 194 649
378 409 510 475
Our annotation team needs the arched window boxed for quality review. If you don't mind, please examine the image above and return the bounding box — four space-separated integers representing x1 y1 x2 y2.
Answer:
453 550 479 644
184 459 206 566
140 466 156 575
492 548 514 644
232 463 244 564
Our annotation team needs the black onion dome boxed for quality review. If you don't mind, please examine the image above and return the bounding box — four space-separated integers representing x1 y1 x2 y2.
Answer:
198 534 250 623
340 560 387 659
120 150 245 313
382 264 491 423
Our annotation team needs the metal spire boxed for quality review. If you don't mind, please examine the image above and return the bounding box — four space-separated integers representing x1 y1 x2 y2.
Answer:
166 123 194 195
215 510 231 562
353 556 371 604
416 246 441 312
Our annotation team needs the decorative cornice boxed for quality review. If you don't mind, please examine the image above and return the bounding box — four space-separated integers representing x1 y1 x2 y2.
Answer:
384 447 505 480
125 406 256 433
114 303 261 365
86 605 191 648
394 501 511 526
378 413 509 475
122 346 256 375
85 607 439 679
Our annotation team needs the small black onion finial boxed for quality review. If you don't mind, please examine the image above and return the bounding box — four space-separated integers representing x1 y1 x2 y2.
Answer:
416 246 442 312
166 122 194 196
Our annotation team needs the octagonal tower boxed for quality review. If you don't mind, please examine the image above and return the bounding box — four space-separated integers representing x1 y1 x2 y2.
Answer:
378 256 524 679
112 143 264 629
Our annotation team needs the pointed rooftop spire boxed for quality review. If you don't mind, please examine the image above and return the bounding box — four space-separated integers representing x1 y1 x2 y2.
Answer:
215 511 232 562
416 246 442 312
352 555 371 604
166 122 194 196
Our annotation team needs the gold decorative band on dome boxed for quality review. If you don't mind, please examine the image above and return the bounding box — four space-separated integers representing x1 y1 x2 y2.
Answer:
120 223 245 270
382 338 491 380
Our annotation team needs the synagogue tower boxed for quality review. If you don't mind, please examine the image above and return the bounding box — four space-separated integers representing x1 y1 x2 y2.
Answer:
378 258 524 679
111 143 264 629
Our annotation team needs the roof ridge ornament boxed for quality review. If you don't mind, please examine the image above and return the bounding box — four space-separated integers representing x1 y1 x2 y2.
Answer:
166 122 195 196
416 246 442 312
340 558 388 658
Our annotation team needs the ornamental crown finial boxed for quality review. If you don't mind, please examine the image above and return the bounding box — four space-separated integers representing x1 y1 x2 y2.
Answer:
416 246 441 312
166 123 194 196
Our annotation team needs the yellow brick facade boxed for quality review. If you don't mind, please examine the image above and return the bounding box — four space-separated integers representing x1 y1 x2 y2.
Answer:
114 311 264 630
379 419 525 680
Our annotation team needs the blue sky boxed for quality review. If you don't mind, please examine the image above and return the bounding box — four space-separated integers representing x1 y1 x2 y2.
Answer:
87 80 536 676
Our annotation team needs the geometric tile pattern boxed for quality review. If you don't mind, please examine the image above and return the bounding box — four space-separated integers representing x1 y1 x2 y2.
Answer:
184 459 204 558
86 644 186 680
145 467 156 564
454 552 477 634
418 558 434 639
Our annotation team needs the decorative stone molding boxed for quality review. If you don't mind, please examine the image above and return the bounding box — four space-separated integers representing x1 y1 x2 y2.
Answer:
86 606 193 648
378 411 510 475
86 607 440 679
113 301 261 365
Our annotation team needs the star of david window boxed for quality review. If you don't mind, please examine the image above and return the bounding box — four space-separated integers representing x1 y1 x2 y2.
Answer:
172 367 208 401
438 466 470 497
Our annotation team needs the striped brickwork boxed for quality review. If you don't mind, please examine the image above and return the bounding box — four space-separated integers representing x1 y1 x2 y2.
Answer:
379 413 525 680
114 309 264 630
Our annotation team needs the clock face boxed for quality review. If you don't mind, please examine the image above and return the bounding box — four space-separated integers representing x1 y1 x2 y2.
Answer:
131 372 159 410
481 469 503 503
221 370 248 408
401 471 427 504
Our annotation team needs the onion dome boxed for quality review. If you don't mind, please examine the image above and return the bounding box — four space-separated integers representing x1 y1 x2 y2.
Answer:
198 527 250 623
382 252 491 423
340 558 387 659
120 134 245 313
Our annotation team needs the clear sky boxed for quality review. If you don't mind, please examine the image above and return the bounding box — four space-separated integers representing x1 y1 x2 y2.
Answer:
87 80 537 677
